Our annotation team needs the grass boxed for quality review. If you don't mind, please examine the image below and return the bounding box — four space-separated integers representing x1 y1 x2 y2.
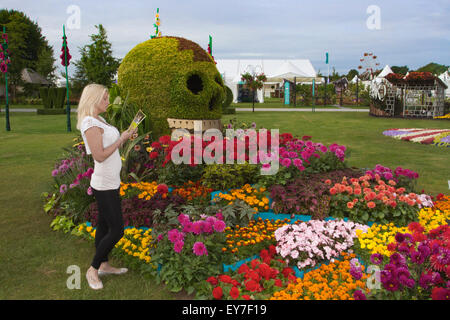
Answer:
0 113 184 299
222 112 450 195
0 111 448 299
231 98 368 109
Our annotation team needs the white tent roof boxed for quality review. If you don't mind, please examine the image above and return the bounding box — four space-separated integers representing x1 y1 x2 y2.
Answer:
350 75 359 83
216 59 317 84
377 65 393 78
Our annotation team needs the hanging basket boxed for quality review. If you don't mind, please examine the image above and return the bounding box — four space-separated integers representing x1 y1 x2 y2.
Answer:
167 118 222 133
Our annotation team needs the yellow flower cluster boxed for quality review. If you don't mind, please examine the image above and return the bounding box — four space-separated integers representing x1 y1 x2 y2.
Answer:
417 207 449 232
213 184 270 212
119 181 159 200
115 228 155 264
434 113 450 119
76 224 155 266
356 206 450 256
356 223 408 257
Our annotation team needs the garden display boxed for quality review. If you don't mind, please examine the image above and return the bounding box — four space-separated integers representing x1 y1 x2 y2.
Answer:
42 38 449 301
43 124 450 300
383 128 450 147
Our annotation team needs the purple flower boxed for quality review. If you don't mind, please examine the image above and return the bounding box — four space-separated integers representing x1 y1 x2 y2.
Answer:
86 186 93 196
353 290 367 300
173 240 184 253
418 243 431 258
59 184 67 194
157 234 164 241
51 169 59 177
281 158 292 168
380 270 392 284
395 233 405 243
192 221 204 235
168 229 183 243
213 219 226 232
411 250 425 265
383 279 400 292
389 253 406 267
394 267 410 279
431 272 442 285
192 241 208 256
370 253 383 265
350 267 363 280
419 273 432 289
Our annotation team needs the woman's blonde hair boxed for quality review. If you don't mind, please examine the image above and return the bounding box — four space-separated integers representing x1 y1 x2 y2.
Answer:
76 84 109 130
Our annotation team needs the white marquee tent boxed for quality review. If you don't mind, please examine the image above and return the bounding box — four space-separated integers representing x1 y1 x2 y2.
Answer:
438 70 450 97
215 59 319 103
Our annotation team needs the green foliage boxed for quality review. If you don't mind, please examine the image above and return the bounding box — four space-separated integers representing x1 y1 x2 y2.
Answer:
222 86 235 114
157 162 205 186
202 163 259 191
391 66 409 75
73 24 120 88
118 36 224 137
0 9 56 90
39 87 66 109
207 200 255 228
346 69 359 80
50 215 75 233
415 62 449 75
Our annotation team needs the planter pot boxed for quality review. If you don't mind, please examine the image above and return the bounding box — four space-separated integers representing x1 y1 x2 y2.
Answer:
167 118 222 133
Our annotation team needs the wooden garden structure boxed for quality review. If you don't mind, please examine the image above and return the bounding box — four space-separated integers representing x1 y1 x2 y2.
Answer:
370 72 447 118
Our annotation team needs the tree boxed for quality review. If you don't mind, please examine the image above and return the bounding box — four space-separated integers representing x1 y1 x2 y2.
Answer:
346 69 359 81
415 62 449 75
391 65 409 75
73 24 120 89
0 9 55 98
241 72 267 112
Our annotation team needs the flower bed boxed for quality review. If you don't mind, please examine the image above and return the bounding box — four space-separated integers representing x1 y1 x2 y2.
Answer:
383 128 450 146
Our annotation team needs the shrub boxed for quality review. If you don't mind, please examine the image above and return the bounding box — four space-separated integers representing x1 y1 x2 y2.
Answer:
118 36 224 136
39 87 66 109
269 168 363 218
202 163 260 191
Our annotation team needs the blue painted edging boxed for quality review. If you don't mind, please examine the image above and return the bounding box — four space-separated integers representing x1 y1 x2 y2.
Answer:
252 211 376 227
223 254 260 273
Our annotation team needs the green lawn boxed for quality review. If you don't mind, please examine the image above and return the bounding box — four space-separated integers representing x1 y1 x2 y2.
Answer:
231 97 369 109
0 111 448 299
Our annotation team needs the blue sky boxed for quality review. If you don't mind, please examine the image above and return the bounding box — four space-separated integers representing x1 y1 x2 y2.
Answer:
3 0 450 76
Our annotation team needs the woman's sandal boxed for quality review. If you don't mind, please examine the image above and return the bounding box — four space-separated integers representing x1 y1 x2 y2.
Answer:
86 270 103 290
98 267 128 276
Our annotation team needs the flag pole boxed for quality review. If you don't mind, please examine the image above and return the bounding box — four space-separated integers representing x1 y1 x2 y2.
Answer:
3 26 10 131
63 25 71 132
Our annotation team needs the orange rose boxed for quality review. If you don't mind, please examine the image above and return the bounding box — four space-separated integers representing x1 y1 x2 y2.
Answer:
347 202 354 209
367 201 376 209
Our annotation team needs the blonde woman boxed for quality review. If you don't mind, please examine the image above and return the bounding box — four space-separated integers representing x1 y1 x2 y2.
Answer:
77 84 136 290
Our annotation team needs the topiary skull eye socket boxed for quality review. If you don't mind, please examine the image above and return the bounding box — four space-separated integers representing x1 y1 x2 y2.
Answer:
187 73 203 94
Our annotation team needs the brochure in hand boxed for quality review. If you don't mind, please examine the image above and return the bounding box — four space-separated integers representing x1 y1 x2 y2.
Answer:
129 109 146 131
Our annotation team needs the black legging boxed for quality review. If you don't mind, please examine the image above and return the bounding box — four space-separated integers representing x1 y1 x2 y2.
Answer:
91 188 124 270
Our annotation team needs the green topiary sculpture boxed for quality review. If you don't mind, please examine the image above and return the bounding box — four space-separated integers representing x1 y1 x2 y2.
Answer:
118 36 225 136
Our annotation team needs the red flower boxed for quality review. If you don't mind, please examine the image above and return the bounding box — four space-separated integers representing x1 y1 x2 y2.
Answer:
408 222 425 234
218 274 233 284
431 287 450 300
158 135 171 145
302 135 312 141
274 279 283 287
259 249 269 260
268 245 277 257
245 279 260 292
206 276 218 286
242 295 251 300
257 263 272 280
151 141 161 149
149 151 159 159
238 264 249 274
212 286 223 299
157 184 169 194
246 270 261 282
229 286 240 299
387 243 397 251
250 259 261 269
282 267 295 278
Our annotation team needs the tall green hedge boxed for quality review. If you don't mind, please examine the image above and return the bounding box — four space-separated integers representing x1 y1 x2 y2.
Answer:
222 86 235 114
39 87 66 109
118 36 225 136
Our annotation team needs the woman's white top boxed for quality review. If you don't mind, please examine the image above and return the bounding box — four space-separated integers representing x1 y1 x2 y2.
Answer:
80 116 122 190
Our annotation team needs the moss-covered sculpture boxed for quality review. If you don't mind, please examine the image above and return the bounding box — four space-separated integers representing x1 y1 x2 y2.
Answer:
118 36 225 136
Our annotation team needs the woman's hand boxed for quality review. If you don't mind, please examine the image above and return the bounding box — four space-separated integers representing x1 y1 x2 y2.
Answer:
119 128 137 146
